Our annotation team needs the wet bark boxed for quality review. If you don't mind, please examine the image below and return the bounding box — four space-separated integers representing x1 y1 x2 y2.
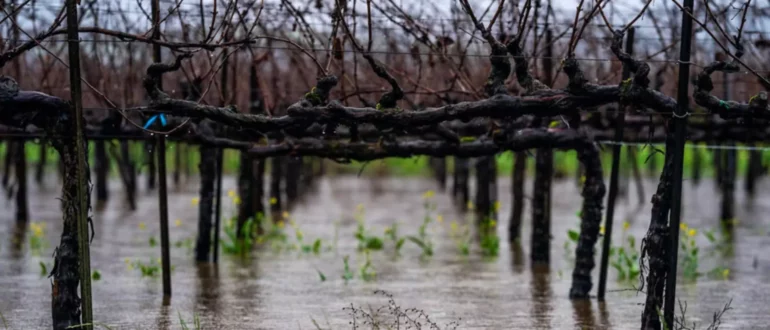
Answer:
628 147 645 206
640 138 674 330
15 141 28 223
285 156 300 206
237 152 256 235
173 142 181 185
36 143 47 183
453 157 470 211
691 144 701 185
195 138 216 262
569 142 606 298
270 156 284 215
713 149 723 189
474 156 494 225
430 157 447 191
51 120 91 330
94 140 109 203
531 148 553 264
3 141 14 188
509 151 526 242
119 141 137 210
746 149 761 196
720 148 735 231
145 140 156 190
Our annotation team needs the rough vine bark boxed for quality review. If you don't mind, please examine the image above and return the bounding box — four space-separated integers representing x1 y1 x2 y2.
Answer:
568 138 606 298
508 151 526 242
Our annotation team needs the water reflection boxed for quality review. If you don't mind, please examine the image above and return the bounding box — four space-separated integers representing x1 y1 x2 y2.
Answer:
196 263 221 316
571 299 597 329
530 264 552 329
511 241 525 274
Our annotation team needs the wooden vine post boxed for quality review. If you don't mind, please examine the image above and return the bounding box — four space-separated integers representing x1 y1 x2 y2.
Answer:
665 0 695 325
151 0 172 299
65 0 93 328
598 27 635 300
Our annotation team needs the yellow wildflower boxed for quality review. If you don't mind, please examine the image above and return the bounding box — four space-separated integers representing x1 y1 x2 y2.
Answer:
191 197 200 206
138 222 146 230
489 220 497 228
687 228 696 237
282 211 290 219
493 201 501 212
233 196 242 205
356 203 365 211
600 225 605 235
467 201 475 210
422 190 435 199
680 223 688 231
174 219 182 227
450 221 458 232
156 258 162 264
270 197 278 205
227 190 236 198
30 222 44 237
722 268 730 279
124 258 131 265
277 221 285 229
296 229 304 241
623 221 630 231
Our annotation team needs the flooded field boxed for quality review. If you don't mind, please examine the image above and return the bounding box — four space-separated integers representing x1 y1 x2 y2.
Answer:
1 175 769 329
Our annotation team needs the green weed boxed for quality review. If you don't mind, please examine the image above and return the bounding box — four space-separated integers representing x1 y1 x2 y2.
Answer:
359 251 377 281
608 223 640 283
178 311 201 330
342 256 354 283
384 222 406 255
91 270 101 281
126 258 172 278
449 221 470 256
406 193 436 258
28 222 48 255
353 204 384 251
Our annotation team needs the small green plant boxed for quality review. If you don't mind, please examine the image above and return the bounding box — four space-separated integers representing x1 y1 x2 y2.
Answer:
39 261 50 277
449 221 470 256
316 269 326 282
148 236 157 247
221 216 256 256
679 223 701 281
28 222 48 255
480 231 500 257
479 216 499 257
174 237 195 252
407 193 435 258
359 251 377 281
290 219 323 254
91 270 101 281
127 258 172 278
178 311 201 330
342 256 354 283
384 223 406 255
353 204 384 251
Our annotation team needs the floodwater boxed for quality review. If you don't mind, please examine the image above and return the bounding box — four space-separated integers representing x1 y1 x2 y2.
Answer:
1 173 769 329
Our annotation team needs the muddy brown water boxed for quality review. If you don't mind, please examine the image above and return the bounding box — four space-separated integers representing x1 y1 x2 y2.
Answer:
1 174 769 329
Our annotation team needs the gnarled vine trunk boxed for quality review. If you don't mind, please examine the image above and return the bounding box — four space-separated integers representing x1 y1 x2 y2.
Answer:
569 141 606 298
